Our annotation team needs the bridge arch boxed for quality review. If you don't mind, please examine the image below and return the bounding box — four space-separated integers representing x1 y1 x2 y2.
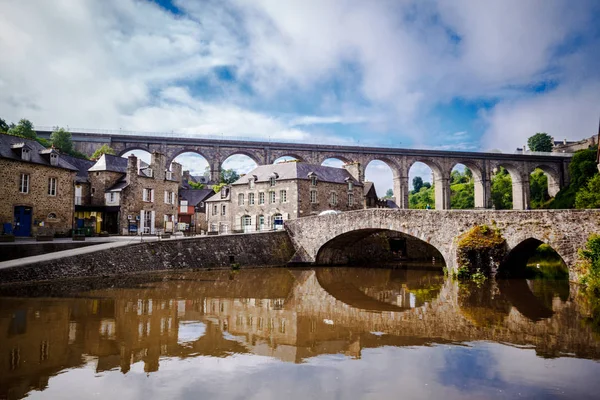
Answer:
529 163 561 198
319 154 352 166
407 158 448 209
219 150 263 167
315 228 447 268
167 148 213 168
273 154 305 163
118 146 151 158
499 237 568 278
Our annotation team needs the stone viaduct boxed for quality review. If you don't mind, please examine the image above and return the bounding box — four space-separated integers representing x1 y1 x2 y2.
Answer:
285 208 600 281
37 130 572 210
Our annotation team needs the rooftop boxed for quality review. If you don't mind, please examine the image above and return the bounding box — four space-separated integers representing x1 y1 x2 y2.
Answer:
232 162 362 186
0 133 78 171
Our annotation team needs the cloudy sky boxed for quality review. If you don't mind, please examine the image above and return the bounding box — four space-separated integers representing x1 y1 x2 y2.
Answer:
1 0 599 192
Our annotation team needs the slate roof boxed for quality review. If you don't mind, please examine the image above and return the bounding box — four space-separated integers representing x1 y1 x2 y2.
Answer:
61 154 96 183
363 181 375 196
231 162 362 186
179 188 214 206
205 188 230 202
107 180 129 192
88 154 128 173
0 133 78 171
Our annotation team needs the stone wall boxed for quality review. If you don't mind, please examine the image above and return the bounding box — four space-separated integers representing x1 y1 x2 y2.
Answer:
0 159 76 235
89 171 123 206
0 231 295 284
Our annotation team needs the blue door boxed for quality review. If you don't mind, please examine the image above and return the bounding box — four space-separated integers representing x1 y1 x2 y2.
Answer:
13 206 32 237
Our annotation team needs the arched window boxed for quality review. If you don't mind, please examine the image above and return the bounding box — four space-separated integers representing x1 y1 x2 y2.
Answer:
273 213 283 230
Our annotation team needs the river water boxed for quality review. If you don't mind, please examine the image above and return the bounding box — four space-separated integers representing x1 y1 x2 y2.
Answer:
1 267 599 399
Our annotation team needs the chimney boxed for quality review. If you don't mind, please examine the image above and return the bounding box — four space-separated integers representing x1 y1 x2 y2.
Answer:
171 161 183 184
126 154 138 184
564 138 567 145
150 152 166 180
182 170 191 183
343 162 363 183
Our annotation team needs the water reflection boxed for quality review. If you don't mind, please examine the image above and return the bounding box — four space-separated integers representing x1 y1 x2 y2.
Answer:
1 267 599 399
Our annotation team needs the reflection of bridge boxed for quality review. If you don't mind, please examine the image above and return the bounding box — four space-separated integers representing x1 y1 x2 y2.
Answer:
1 267 599 398
37 130 572 210
285 208 600 280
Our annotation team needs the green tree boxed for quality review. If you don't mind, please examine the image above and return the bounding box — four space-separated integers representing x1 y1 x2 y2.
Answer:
220 169 240 184
450 181 474 209
412 176 423 194
409 185 435 209
0 118 9 133
527 132 553 152
213 182 226 193
91 144 116 160
8 119 36 139
50 127 74 153
530 169 549 208
491 167 513 209
575 174 600 209
188 181 206 189
384 188 393 199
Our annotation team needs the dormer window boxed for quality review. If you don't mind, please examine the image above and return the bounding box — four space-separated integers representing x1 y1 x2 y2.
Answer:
269 177 276 186
249 178 255 189
166 171 173 180
348 181 353 191
309 174 317 186
21 148 31 161
147 168 154 178
50 153 58 166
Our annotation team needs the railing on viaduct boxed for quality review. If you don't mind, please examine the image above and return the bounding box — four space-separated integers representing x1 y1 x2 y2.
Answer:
37 129 573 211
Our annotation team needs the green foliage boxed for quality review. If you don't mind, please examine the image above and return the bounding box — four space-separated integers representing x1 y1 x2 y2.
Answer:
524 244 569 280
188 181 206 189
91 144 116 160
527 132 553 152
549 146 598 209
212 182 226 193
36 137 51 147
575 174 600 209
412 176 423 194
454 266 470 280
579 234 600 296
409 185 435 209
50 127 73 154
450 181 474 209
384 188 393 199
0 118 9 133
8 119 36 139
220 169 240 184
530 168 550 209
491 167 512 209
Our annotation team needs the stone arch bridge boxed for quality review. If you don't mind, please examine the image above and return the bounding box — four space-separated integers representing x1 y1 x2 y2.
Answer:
37 130 572 210
284 208 600 281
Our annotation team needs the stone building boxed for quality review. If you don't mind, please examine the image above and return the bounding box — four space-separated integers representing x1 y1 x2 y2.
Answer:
0 133 78 236
205 162 373 234
82 152 182 235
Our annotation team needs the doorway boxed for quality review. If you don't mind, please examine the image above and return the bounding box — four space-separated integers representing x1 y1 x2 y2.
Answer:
13 206 32 236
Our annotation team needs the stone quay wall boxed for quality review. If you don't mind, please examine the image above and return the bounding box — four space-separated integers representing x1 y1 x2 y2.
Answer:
0 231 294 284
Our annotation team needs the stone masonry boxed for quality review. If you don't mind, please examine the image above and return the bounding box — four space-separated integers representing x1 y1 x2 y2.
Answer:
285 208 600 282
0 159 76 236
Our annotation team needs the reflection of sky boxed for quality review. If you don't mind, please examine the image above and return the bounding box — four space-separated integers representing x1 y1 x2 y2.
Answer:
26 342 600 400
177 322 206 345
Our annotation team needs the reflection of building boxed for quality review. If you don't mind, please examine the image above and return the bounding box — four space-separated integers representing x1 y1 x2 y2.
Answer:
0 133 78 236
206 162 372 233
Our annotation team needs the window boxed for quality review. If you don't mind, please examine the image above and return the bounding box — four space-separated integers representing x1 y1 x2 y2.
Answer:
144 210 152 231
310 190 317 204
269 191 276 204
238 193 244 206
164 191 175 204
348 181 354 191
310 175 317 186
249 179 255 189
242 215 252 233
348 193 354 206
249 193 255 205
147 168 154 178
48 177 57 196
143 188 153 202
109 192 115 203
47 213 57 219
258 215 265 230
269 177 276 187
273 213 283 230
330 192 337 206
213 205 218 216
259 192 265 205
50 153 58 166
221 205 226 216
280 190 287 203
166 171 173 180
19 174 29 194
21 148 30 161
